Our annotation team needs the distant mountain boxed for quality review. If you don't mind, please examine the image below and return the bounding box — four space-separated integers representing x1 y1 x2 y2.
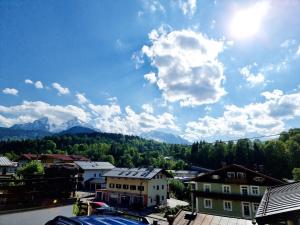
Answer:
11 117 51 132
53 117 94 132
0 127 51 140
58 126 97 135
141 131 190 144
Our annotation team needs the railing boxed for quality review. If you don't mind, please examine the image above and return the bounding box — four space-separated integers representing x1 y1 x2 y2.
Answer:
0 177 77 211
192 190 262 202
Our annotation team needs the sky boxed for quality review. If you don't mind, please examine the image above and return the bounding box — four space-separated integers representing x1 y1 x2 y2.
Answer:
1 0 300 142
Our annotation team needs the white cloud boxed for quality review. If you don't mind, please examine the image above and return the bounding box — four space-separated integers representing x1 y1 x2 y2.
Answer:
142 29 226 107
184 89 300 141
239 65 265 87
0 101 90 128
296 46 300 56
280 39 296 48
34 81 43 89
2 88 18 96
144 72 157 84
52 82 70 95
144 0 165 13
25 79 33 84
178 0 197 17
76 93 89 105
142 104 154 113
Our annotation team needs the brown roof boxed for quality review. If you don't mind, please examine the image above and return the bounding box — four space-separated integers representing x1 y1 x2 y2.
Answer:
40 154 89 162
173 210 253 225
191 164 285 186
19 153 39 160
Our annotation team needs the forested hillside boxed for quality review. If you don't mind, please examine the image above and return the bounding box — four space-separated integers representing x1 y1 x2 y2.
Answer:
1 129 300 179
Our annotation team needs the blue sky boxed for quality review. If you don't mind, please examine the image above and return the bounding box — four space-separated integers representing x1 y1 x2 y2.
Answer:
1 0 300 141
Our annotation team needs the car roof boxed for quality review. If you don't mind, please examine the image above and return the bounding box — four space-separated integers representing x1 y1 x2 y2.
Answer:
71 215 148 225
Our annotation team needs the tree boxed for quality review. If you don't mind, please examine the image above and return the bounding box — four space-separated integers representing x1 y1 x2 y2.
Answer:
292 168 300 181
17 160 44 177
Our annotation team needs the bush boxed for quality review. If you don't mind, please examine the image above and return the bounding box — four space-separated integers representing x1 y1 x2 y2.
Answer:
17 160 44 177
292 168 300 181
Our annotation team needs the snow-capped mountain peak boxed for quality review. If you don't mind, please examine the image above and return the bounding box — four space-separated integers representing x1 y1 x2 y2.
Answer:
10 117 51 132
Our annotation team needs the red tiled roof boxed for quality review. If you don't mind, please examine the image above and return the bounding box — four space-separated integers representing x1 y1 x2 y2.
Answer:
40 154 89 162
19 153 39 160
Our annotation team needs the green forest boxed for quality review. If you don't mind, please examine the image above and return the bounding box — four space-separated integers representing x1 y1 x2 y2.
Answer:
1 128 300 180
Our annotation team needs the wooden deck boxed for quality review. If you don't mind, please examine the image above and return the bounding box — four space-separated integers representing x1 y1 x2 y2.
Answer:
173 210 253 225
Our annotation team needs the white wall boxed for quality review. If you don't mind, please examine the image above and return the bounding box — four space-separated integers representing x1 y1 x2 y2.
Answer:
147 172 168 207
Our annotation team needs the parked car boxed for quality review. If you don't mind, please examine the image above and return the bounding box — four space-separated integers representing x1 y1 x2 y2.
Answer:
45 215 150 225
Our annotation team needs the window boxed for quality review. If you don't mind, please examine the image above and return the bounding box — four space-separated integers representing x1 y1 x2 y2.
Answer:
203 184 211 192
223 201 232 211
227 172 235 179
109 183 115 188
161 195 164 201
153 185 155 189
237 172 246 179
222 185 231 193
240 186 249 195
204 199 212 209
162 185 164 190
123 184 129 189
157 185 159 190
252 203 259 214
116 184 122 189
138 185 144 191
130 185 136 190
251 186 260 196
160 175 163 179
94 173 96 177
99 173 101 177
242 202 251 217
253 176 264 182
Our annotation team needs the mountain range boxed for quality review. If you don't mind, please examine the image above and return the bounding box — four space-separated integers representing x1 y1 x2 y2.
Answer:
0 117 190 144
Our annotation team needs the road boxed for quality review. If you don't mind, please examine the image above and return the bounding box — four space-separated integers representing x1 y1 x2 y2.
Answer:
0 205 73 225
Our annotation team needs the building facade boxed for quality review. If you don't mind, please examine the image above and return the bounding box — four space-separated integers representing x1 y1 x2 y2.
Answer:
74 161 115 190
0 156 17 175
191 164 284 219
96 168 172 208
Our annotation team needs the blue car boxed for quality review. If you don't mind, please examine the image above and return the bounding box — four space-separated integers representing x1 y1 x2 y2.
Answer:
45 215 150 225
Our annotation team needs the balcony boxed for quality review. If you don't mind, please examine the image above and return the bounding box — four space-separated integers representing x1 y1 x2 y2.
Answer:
192 190 262 202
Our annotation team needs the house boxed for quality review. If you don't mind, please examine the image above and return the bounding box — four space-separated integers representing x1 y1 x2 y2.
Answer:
95 167 173 208
0 156 17 175
171 170 201 182
74 161 115 190
190 164 285 219
17 153 39 168
39 154 89 164
255 181 300 225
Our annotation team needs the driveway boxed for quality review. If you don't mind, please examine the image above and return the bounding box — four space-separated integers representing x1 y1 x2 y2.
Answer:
0 205 73 225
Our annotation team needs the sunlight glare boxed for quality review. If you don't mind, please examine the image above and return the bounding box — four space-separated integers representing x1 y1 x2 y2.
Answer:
230 1 270 39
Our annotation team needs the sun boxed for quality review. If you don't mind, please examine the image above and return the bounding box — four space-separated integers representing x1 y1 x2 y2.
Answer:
230 2 270 39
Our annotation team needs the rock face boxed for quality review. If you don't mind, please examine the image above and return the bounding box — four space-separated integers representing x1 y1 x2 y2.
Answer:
11 117 51 132
141 131 190 144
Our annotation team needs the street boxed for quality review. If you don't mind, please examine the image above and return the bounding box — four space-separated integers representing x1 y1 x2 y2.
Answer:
0 205 73 225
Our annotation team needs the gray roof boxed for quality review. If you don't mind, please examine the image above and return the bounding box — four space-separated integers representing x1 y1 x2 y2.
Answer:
0 156 14 167
103 168 164 180
256 181 300 221
74 161 115 170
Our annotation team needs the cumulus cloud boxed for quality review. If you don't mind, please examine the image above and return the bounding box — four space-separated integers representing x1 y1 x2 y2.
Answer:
76 93 89 104
25 79 33 84
34 81 44 89
52 82 70 95
142 104 154 113
144 72 157 84
2 88 18 96
280 39 296 48
178 0 197 17
239 65 265 87
0 101 90 127
144 0 165 13
184 89 300 141
142 29 226 107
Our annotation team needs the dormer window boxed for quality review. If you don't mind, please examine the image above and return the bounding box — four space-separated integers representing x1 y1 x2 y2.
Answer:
227 172 235 179
253 176 264 182
203 184 211 192
237 172 246 179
